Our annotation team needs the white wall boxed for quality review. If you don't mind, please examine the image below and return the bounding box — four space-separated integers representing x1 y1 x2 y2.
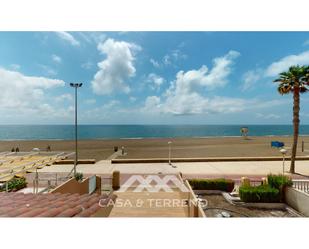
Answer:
285 187 309 217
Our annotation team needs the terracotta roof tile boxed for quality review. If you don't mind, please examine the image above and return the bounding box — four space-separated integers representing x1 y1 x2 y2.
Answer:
0 192 112 217
57 206 83 217
18 207 49 217
37 207 64 217
4 207 31 217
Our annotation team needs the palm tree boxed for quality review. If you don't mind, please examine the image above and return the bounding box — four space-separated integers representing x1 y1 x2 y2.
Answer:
274 65 309 173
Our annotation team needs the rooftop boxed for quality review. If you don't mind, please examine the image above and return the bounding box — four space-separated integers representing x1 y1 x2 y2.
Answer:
0 192 111 217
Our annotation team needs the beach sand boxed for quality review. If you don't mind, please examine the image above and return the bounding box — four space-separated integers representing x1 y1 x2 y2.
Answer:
0 136 309 161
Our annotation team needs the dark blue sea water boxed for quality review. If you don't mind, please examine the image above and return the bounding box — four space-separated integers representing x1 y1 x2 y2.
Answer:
0 125 309 140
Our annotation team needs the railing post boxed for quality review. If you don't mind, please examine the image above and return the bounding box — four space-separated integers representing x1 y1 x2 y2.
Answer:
302 140 304 152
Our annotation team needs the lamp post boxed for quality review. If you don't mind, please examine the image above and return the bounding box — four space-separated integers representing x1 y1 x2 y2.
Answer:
280 148 287 175
70 83 82 176
168 141 172 165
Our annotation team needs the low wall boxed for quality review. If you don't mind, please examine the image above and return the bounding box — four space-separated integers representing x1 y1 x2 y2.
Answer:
53 159 96 165
51 176 101 195
285 187 309 217
184 180 206 217
111 156 309 164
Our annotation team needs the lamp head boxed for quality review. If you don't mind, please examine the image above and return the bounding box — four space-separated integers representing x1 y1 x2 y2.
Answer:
70 83 83 87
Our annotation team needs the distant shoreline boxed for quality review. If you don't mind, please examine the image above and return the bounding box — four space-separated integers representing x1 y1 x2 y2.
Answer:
1 124 309 140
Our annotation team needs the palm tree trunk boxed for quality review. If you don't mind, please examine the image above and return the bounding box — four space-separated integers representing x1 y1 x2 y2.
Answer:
290 88 300 174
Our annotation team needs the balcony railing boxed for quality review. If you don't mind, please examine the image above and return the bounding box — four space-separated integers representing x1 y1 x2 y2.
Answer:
292 180 309 193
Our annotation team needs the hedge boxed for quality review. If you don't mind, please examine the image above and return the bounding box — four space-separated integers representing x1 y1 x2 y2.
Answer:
239 185 280 203
188 178 235 192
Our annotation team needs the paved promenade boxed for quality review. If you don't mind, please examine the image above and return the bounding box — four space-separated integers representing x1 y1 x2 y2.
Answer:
38 159 309 179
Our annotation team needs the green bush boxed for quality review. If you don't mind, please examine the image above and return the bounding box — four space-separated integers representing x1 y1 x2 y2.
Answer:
74 172 83 182
267 174 292 189
239 185 280 203
267 174 293 202
188 178 235 192
0 177 27 192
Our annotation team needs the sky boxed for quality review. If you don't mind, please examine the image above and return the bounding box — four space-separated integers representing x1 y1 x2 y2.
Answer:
0 31 309 125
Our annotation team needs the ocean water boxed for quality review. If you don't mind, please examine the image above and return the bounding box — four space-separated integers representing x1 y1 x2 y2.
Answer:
0 125 309 140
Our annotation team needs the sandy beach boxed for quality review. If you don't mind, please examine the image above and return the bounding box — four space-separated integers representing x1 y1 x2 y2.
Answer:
1 136 309 161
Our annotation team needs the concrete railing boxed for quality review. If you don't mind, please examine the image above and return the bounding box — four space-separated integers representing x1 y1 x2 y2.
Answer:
292 180 309 193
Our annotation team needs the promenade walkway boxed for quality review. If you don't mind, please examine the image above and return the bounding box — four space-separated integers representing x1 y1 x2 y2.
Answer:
37 159 309 179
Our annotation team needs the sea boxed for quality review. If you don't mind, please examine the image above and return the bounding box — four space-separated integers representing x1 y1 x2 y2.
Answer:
0 125 308 140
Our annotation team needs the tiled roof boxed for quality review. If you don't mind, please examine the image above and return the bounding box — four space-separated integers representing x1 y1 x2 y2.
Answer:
0 192 110 217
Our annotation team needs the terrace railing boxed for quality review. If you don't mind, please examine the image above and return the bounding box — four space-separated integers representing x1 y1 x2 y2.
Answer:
292 180 309 193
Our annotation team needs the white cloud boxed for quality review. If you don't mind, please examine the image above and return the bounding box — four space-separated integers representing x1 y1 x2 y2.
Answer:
303 40 309 46
143 96 161 111
170 49 187 61
81 61 93 70
39 65 57 76
241 69 262 91
146 73 165 90
170 50 240 94
266 50 309 77
0 68 64 111
55 93 73 102
150 58 160 68
78 32 106 44
84 99 96 105
55 32 80 46
10 64 20 70
163 49 187 66
91 38 141 95
82 100 120 121
163 55 171 65
143 50 242 115
52 54 62 63
129 96 137 102
256 113 280 119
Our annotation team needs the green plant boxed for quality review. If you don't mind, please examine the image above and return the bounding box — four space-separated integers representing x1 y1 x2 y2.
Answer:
74 172 83 182
267 174 293 201
239 185 280 203
267 174 293 189
0 177 27 192
188 178 235 192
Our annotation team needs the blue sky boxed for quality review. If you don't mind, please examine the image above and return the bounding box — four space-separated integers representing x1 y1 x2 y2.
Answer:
0 31 309 125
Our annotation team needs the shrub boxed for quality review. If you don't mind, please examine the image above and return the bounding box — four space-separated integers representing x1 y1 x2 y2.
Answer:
74 172 83 182
267 174 292 189
188 178 235 192
239 185 280 203
0 177 27 192
267 174 293 202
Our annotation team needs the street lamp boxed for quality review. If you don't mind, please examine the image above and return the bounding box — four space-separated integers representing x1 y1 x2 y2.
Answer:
168 141 172 166
70 83 83 176
280 148 287 175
